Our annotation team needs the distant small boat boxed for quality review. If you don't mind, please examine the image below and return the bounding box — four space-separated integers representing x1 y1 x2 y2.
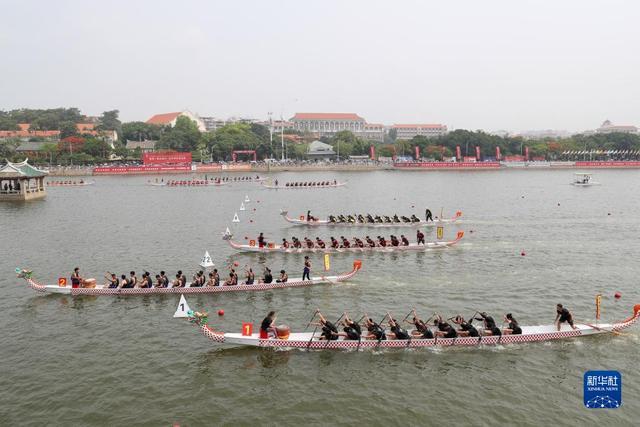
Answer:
571 173 600 186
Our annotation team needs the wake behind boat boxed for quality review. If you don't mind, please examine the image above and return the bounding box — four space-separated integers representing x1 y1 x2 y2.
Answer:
226 231 464 253
281 210 462 228
183 303 640 350
16 262 362 296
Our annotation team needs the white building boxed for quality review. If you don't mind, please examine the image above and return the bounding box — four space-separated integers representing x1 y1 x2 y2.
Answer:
392 124 448 139
146 110 207 132
363 123 385 142
596 120 638 134
290 113 366 136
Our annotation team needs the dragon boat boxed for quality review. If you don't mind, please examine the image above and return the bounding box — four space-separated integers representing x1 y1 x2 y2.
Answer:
15 262 361 296
183 303 640 350
280 210 462 228
226 231 464 253
262 181 347 189
46 180 95 187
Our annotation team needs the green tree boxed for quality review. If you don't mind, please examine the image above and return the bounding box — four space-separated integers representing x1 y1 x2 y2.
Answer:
122 121 165 142
60 121 78 139
98 110 122 138
157 116 202 152
82 138 112 160
41 143 59 165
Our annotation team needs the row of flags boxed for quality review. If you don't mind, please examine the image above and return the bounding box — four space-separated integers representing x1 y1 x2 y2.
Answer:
561 150 640 155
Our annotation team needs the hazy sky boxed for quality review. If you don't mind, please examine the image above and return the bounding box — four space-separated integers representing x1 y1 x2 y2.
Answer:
1 0 639 132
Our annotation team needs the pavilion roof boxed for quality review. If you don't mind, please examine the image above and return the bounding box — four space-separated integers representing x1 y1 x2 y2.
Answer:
0 159 48 178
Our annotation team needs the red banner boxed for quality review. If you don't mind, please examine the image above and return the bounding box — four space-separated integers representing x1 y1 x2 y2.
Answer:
196 164 223 172
524 146 529 161
504 155 525 162
143 152 192 165
415 146 420 159
496 146 501 160
93 165 192 175
475 146 481 161
456 145 461 160
370 145 376 160
394 162 500 169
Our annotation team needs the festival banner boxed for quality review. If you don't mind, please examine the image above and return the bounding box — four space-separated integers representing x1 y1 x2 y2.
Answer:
496 146 501 160
415 146 420 159
142 151 192 165
437 226 444 240
524 146 529 161
596 294 602 320
324 254 330 271
370 145 376 160
93 165 192 175
456 145 461 160
475 146 481 161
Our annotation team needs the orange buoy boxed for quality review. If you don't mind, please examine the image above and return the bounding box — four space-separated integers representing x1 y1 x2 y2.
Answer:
615 292 622 299
218 309 224 316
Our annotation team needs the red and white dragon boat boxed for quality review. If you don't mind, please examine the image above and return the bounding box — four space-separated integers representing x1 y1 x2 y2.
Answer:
185 303 640 350
16 261 361 296
226 231 464 253
150 180 229 187
280 210 462 228
262 181 347 189
46 180 95 187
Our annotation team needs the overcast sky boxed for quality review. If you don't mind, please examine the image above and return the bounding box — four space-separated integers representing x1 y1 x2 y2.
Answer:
1 0 638 132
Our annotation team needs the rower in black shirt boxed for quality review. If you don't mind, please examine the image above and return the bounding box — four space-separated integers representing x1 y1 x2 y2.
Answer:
416 230 425 245
433 315 457 338
475 312 502 336
387 315 410 340
452 315 479 337
400 235 410 246
364 316 386 341
315 237 326 248
310 311 339 341
340 313 362 340
503 313 522 335
340 236 351 248
405 311 434 339
330 237 340 248
365 236 376 247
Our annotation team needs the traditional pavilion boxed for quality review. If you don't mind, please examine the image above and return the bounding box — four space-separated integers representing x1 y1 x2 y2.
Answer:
0 159 47 201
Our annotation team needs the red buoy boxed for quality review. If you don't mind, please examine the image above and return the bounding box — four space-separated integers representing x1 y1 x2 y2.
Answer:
521 251 526 256
233 261 239 267
244 236 248 240
615 292 622 299
218 309 224 316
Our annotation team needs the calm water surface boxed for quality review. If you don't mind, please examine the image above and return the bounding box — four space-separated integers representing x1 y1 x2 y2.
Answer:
1 169 639 426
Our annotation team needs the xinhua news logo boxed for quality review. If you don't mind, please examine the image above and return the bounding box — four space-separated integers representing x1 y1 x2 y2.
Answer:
584 370 622 409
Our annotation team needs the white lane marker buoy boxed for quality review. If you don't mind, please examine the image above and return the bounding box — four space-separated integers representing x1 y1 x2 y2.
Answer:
240 202 246 211
173 294 191 318
244 195 250 203
232 213 240 223
200 251 214 268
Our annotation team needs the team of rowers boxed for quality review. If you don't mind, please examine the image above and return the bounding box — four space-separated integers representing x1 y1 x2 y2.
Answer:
71 265 297 290
327 213 426 224
261 304 578 340
273 179 338 187
46 180 87 186
165 179 223 186
272 230 427 249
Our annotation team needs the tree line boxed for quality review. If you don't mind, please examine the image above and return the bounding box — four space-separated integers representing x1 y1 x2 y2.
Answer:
2 108 640 164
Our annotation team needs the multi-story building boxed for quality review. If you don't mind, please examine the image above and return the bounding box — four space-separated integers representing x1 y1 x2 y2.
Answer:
596 120 638 134
290 113 366 136
392 124 447 139
362 123 384 142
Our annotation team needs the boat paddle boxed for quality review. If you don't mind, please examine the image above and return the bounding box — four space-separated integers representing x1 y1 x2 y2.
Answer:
304 309 320 331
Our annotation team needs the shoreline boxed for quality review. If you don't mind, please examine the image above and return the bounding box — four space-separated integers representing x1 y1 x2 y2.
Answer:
39 160 640 177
